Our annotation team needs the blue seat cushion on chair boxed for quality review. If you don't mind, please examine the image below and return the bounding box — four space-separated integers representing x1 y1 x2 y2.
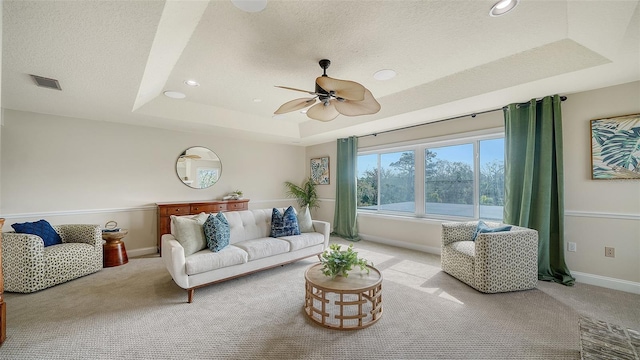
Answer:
270 206 300 237
472 220 512 241
12 219 62 247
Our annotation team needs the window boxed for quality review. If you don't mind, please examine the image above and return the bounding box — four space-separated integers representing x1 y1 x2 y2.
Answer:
357 132 504 221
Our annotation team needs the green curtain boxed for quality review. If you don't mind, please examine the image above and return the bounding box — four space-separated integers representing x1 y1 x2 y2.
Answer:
332 136 360 241
503 95 575 286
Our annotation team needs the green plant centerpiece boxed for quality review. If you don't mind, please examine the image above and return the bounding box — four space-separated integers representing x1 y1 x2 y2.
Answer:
320 243 372 279
284 177 319 210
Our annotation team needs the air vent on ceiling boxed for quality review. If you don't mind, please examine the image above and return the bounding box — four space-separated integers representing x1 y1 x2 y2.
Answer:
30 74 62 90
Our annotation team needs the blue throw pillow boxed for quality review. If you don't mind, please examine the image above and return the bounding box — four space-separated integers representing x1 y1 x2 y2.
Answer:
204 213 230 252
11 219 62 247
270 206 300 237
472 220 512 241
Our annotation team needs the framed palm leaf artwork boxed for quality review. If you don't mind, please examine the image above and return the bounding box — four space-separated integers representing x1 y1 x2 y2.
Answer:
310 156 330 185
590 113 640 179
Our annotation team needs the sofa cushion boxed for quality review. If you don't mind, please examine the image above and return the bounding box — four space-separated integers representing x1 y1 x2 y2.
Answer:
234 238 291 261
204 213 230 252
185 245 249 276
278 232 324 251
270 206 300 237
12 219 62 247
472 220 512 241
171 212 208 256
449 241 476 257
297 205 315 233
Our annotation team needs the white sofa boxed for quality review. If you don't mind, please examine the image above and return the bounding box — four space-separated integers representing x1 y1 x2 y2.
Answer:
162 208 330 303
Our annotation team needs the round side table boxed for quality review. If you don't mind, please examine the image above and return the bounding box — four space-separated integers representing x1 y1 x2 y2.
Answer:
102 230 129 267
304 263 383 330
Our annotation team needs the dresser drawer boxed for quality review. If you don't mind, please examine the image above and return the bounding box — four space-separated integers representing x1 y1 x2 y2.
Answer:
228 202 248 211
190 203 226 213
159 205 190 216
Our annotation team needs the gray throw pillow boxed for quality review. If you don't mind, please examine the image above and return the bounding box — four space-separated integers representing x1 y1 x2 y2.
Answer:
297 205 315 233
170 212 208 256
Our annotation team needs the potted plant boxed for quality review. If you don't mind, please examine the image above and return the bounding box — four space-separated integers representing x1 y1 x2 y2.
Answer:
284 177 319 210
320 243 372 279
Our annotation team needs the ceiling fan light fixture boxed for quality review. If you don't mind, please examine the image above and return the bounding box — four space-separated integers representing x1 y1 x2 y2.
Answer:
164 91 186 99
489 0 519 17
373 69 396 81
231 0 267 13
275 59 380 121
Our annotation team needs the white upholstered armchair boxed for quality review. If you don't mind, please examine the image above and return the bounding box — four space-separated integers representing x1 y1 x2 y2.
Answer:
2 224 103 293
441 221 538 293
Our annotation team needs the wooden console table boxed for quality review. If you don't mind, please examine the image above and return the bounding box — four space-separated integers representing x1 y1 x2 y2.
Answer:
156 199 249 254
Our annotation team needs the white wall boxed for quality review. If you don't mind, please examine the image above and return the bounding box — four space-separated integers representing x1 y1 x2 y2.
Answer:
0 110 304 255
562 81 640 287
306 81 640 291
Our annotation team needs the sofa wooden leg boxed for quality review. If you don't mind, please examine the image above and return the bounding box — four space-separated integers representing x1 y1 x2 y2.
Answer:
187 289 194 303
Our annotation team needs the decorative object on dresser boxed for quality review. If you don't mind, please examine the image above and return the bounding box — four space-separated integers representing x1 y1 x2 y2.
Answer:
0 218 6 345
156 199 249 254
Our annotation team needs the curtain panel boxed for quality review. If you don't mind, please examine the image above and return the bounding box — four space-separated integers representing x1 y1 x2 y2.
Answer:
333 136 360 240
503 95 575 286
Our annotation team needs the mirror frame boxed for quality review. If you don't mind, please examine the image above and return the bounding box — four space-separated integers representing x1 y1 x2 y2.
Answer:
176 146 222 189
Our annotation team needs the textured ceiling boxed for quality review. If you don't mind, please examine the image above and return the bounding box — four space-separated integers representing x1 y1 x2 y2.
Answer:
2 0 639 145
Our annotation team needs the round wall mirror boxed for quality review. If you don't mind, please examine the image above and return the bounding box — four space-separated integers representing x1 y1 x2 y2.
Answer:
176 146 222 189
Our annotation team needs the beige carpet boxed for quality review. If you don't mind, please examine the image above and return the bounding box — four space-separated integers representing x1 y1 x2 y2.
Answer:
1 238 638 359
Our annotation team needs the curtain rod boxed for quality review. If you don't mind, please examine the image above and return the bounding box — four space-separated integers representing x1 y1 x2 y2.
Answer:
357 95 567 138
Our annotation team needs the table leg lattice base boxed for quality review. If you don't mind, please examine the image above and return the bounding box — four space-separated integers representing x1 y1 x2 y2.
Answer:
304 282 383 330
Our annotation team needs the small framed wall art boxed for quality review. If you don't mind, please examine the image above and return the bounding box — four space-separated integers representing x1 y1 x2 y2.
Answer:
310 156 330 185
590 113 640 180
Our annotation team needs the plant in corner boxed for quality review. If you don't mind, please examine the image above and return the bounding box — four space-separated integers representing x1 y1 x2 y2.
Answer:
284 177 319 210
320 243 372 279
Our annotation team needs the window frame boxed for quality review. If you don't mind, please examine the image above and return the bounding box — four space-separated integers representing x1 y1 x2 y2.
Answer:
357 128 505 221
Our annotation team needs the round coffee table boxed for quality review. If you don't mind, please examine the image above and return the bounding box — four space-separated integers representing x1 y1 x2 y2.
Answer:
102 229 129 267
304 263 383 330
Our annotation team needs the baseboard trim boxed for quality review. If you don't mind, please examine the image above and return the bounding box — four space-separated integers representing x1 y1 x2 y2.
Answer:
359 233 441 255
127 247 158 258
572 271 640 294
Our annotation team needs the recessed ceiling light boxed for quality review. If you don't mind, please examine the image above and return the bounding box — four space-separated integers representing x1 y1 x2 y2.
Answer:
489 0 519 17
184 80 199 87
164 91 186 99
253 98 262 103
373 69 396 81
231 0 267 13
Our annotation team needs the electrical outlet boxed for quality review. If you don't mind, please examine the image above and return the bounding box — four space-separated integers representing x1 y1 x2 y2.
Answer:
567 242 577 252
605 247 615 258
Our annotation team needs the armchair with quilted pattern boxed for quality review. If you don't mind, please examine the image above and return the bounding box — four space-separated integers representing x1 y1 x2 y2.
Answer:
441 221 538 293
2 224 103 293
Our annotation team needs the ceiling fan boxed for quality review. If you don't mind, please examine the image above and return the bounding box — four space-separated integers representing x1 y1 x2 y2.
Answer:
274 59 381 122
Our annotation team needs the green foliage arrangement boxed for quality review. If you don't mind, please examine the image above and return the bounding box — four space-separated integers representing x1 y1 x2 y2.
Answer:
284 178 319 210
320 243 372 279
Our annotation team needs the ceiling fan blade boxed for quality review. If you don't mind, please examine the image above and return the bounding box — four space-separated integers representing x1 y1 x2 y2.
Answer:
316 76 365 101
334 88 381 116
306 101 340 122
275 86 316 95
274 98 317 114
